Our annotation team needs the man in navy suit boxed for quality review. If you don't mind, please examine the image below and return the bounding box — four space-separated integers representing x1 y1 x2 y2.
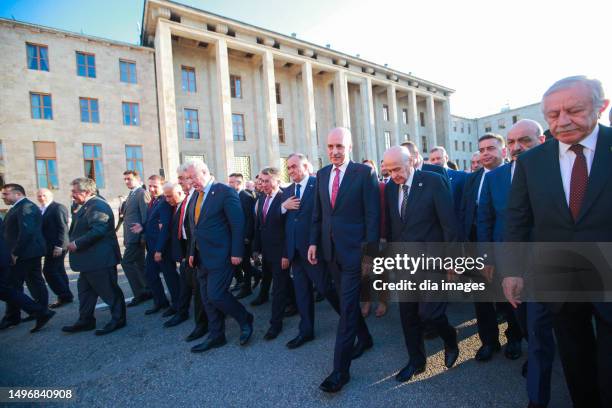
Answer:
252 167 295 340
187 159 253 353
282 153 340 349
504 76 612 408
308 127 380 393
130 175 180 316
382 146 460 382
460 133 523 362
478 119 553 408
428 146 467 220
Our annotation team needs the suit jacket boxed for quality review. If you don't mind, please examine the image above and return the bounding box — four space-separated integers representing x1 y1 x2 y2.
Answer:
143 196 172 254
189 182 245 270
170 205 184 262
283 177 318 261
122 187 149 244
447 168 467 219
477 163 512 242
239 189 256 244
385 171 458 243
310 161 380 266
253 190 285 262
68 196 121 272
3 198 46 260
459 167 485 241
41 201 69 254
0 218 11 268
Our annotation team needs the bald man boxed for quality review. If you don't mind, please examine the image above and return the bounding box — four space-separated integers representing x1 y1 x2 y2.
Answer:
309 127 380 393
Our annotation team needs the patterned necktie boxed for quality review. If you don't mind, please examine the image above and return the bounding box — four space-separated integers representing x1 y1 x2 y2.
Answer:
295 183 301 200
331 168 341 208
262 195 272 222
177 191 190 239
569 144 588 221
194 192 204 224
400 184 409 222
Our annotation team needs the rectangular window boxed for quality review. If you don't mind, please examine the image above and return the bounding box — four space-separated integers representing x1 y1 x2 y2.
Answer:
76 51 96 78
484 122 492 132
498 118 506 129
402 109 408 124
469 142 473 151
34 141 58 189
184 108 200 139
26 43 49 71
275 83 282 104
382 105 389 121
468 124 471 134
125 145 144 176
83 143 105 188
461 124 464 133
419 112 425 127
120 60 137 84
463 159 467 170
453 121 457 132
454 140 458 151
384 131 391 149
232 156 251 181
512 115 519 124
462 141 466 151
79 97 99 123
30 92 53 120
278 118 285 143
421 136 428 153
230 75 242 98
279 158 290 183
181 66 196 92
232 113 245 141
122 102 140 126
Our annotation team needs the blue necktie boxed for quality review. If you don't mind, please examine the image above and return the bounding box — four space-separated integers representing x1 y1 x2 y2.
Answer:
295 183 301 199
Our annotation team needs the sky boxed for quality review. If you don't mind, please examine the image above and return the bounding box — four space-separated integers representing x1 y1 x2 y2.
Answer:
2 0 611 120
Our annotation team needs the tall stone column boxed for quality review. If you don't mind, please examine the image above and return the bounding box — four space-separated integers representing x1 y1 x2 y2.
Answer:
441 98 451 152
333 70 350 128
154 20 180 180
213 38 235 181
360 77 377 162
426 94 437 153
407 89 419 148
301 61 318 163
387 84 400 146
261 50 280 167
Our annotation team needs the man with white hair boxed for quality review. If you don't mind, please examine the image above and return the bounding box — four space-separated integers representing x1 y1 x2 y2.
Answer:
505 76 612 407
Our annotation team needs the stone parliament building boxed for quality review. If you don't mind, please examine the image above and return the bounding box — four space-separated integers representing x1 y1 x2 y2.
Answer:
1 0 457 209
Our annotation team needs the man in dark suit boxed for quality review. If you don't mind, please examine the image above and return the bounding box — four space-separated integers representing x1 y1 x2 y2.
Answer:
120 170 152 307
252 167 295 340
504 76 612 408
282 153 340 349
228 173 257 299
308 127 380 393
382 146 460 382
130 175 180 316
0 184 49 330
186 159 253 353
478 120 553 408
36 188 73 308
401 141 449 181
428 146 468 220
164 165 208 340
461 133 522 362
0 217 55 332
62 177 126 336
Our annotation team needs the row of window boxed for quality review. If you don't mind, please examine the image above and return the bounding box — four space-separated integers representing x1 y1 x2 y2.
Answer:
453 140 473 153
483 115 521 133
26 43 138 83
30 141 144 190
29 92 140 125
452 121 472 134
381 106 427 127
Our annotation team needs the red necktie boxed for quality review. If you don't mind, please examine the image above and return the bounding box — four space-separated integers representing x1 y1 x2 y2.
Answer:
331 168 341 208
569 144 588 221
262 195 271 223
177 191 190 239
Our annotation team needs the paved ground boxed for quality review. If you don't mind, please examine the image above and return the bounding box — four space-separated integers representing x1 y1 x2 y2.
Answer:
0 265 571 408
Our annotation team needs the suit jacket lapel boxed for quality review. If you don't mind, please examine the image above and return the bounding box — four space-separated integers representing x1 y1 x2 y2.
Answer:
576 127 612 222
320 167 331 210
198 183 216 225
401 172 424 231
544 139 573 224
299 177 315 212
333 161 356 212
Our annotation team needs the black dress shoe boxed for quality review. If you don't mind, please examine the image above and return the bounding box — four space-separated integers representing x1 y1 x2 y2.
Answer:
284 304 298 317
319 371 350 393
161 307 176 318
0 319 20 330
250 296 268 306
235 288 252 300
423 324 439 340
145 303 169 315
164 313 188 328
127 296 145 308
239 313 254 346
474 343 501 362
49 298 73 309
31 310 56 333
521 361 528 378
185 325 208 342
504 340 522 360
62 321 96 333
444 344 460 368
191 336 227 353
263 326 280 340
286 334 314 349
351 337 373 360
95 319 126 336
396 363 425 382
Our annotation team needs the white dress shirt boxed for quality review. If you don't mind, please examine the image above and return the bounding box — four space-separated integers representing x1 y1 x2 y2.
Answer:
281 175 309 215
397 170 415 215
558 124 598 205
328 160 350 200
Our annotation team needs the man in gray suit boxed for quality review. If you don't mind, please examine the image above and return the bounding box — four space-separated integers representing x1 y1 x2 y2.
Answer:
120 170 152 307
62 178 126 336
